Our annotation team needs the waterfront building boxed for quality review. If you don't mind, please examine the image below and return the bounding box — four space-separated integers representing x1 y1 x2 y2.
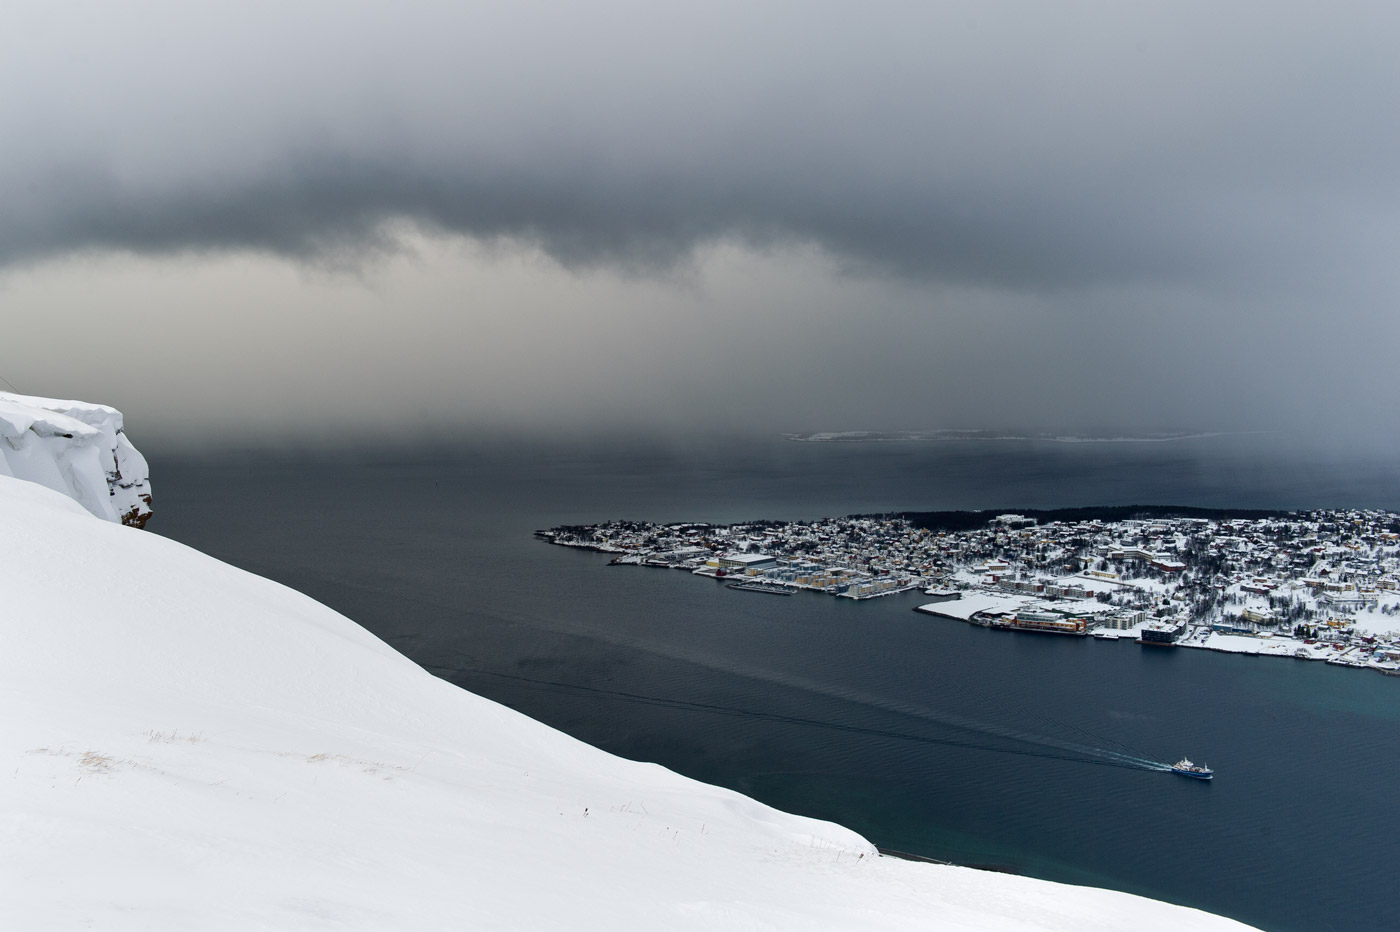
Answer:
716 553 777 574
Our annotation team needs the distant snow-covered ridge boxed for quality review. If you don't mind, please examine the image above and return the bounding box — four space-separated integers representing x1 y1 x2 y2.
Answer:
0 390 152 526
784 430 1227 443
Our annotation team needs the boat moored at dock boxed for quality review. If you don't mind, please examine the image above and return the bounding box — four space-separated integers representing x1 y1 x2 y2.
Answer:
724 580 794 596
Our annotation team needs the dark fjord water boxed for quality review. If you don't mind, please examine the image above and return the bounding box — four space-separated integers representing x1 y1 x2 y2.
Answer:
151 435 1400 932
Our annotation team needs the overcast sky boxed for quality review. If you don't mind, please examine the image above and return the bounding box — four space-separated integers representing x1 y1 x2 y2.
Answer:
2 1 1397 449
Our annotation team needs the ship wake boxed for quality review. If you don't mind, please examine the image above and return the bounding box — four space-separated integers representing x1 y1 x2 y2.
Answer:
450 666 1172 774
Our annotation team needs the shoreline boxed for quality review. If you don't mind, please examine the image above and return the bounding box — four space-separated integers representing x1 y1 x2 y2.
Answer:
914 602 1399 676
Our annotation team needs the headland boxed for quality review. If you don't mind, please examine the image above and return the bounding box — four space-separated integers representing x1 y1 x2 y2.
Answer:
538 506 1400 675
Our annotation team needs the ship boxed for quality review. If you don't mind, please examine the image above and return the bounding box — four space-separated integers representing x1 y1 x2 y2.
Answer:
1170 757 1213 780
725 580 794 596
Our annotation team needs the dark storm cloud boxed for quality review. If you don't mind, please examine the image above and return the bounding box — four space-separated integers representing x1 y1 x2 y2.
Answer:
4 1 1399 450
4 1 1397 294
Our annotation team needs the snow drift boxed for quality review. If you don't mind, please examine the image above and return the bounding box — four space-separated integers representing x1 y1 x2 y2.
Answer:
0 390 152 526
0 472 1257 929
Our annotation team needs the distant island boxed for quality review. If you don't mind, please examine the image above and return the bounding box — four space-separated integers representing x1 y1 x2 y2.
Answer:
783 430 1229 443
538 506 1400 676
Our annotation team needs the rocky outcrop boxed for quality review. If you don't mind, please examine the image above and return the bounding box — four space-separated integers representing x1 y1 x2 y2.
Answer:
0 391 152 526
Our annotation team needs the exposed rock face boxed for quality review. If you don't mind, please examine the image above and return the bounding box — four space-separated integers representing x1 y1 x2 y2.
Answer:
0 391 153 526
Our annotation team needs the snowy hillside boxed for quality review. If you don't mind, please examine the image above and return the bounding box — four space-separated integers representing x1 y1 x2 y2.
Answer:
0 390 152 526
0 476 1257 930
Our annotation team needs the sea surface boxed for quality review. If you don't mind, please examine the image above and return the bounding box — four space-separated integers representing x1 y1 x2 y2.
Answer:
152 434 1400 932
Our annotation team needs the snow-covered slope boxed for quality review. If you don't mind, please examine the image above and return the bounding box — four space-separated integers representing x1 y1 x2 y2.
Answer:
0 476 1257 931
0 391 152 526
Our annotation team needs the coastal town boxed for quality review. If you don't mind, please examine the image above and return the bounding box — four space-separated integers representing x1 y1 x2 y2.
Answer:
537 508 1400 676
